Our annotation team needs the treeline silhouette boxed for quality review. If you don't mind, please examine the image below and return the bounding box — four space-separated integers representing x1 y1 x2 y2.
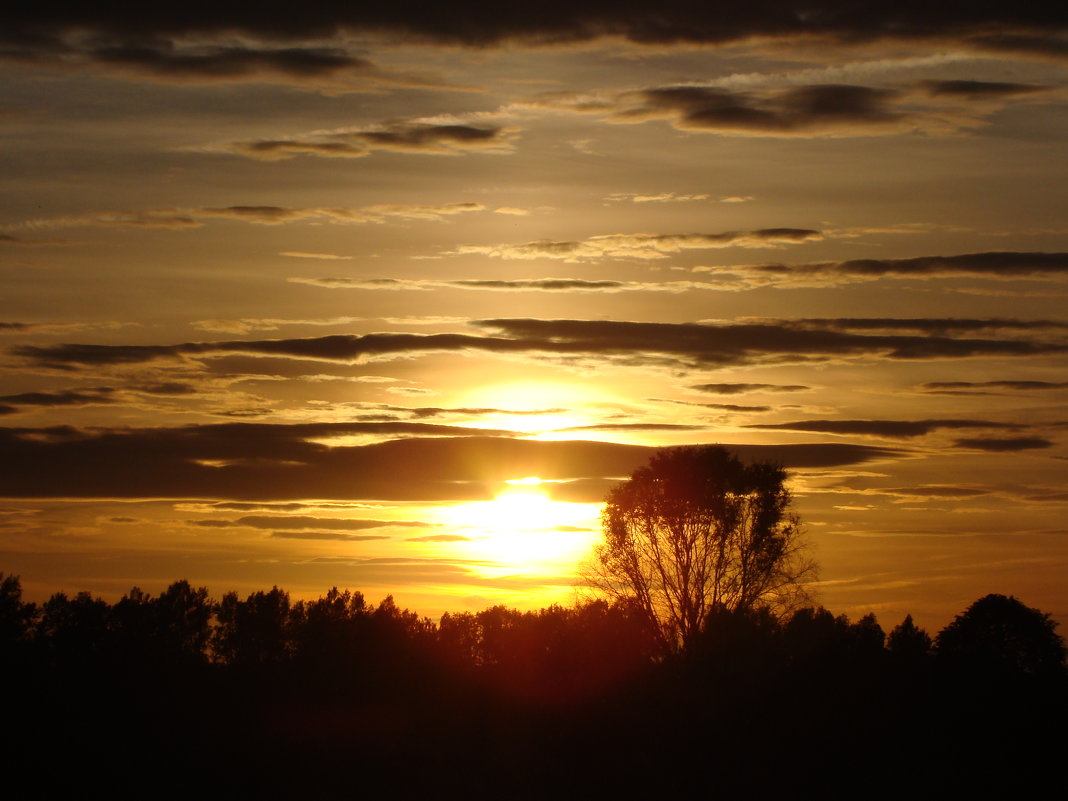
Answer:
2 574 1065 798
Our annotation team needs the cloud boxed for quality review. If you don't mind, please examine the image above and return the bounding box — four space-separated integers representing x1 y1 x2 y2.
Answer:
5 4 1065 53
952 437 1055 452
650 398 773 413
871 485 995 501
605 192 711 203
690 382 811 394
227 123 517 160
407 534 475 542
14 317 1068 371
919 380 1068 395
0 426 902 501
199 515 433 531
965 33 1068 61
268 531 392 541
712 251 1068 287
919 80 1049 99
191 316 365 334
352 404 566 420
0 233 68 247
474 318 1068 365
555 423 711 432
780 318 1068 335
289 276 711 293
616 83 916 137
451 228 822 262
11 202 487 232
279 252 353 260
85 43 374 83
527 74 1054 139
0 388 117 408
747 419 1025 438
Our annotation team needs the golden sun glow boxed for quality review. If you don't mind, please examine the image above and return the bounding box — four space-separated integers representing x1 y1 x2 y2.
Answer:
434 478 601 572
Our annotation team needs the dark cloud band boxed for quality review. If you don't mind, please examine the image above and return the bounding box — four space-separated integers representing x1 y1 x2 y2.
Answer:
0 425 901 501
14 317 1067 372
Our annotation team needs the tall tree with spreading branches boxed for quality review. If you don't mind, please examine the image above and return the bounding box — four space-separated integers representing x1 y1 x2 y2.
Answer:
588 445 816 653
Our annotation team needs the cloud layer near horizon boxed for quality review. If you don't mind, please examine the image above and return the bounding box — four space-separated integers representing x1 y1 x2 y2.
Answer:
0 426 901 501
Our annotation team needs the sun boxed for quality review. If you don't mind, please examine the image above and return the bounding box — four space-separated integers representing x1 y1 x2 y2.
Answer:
434 477 601 570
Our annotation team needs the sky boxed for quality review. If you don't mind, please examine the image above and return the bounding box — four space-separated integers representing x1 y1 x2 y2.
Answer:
2 3 1067 631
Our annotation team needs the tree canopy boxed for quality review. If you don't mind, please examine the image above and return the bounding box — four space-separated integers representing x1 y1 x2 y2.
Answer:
588 445 815 653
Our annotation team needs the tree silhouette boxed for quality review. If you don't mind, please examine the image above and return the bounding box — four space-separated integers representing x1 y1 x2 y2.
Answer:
0 573 36 651
587 445 815 653
886 614 933 664
213 586 293 666
936 593 1066 678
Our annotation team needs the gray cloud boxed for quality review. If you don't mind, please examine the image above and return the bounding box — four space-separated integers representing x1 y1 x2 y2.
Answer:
920 380 1068 395
782 317 1068 334
291 277 651 292
747 419 1026 438
215 515 434 530
353 404 566 420
12 202 487 232
228 124 517 160
452 229 821 262
528 74 1054 139
919 80 1048 98
721 252 1068 287
14 317 1068 372
0 425 902 501
690 382 811 395
555 423 711 432
952 437 1054 452
5 4 1065 52
0 388 117 408
290 275 806 293
88 43 372 82
650 398 773 413
618 83 911 136
268 531 393 541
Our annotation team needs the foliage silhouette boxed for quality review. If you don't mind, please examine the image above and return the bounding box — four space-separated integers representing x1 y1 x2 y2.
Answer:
588 445 816 652
213 586 293 666
3 570 1067 798
936 593 1067 678
887 613 933 665
0 573 35 651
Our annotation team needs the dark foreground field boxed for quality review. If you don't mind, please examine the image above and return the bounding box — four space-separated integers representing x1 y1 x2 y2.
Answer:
3 579 1065 799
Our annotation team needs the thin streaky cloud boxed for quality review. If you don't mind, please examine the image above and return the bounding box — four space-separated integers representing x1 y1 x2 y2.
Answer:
701 252 1068 287
14 318 1068 370
450 228 822 262
747 419 1027 438
690 382 811 394
11 202 488 232
225 123 518 161
919 380 1068 395
952 437 1055 452
279 252 353 260
289 277 724 293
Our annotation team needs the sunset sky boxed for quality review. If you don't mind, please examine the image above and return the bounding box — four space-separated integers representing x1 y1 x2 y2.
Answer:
2 4 1066 630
